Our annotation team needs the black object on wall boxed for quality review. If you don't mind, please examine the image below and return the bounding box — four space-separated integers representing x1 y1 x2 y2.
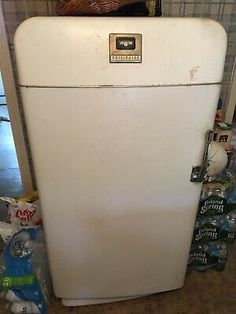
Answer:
107 1 162 17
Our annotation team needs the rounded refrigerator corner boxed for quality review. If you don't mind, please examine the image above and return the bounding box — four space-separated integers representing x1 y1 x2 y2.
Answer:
202 18 227 47
14 16 45 46
179 18 227 52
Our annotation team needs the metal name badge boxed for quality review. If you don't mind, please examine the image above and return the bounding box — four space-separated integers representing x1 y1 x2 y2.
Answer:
109 33 142 63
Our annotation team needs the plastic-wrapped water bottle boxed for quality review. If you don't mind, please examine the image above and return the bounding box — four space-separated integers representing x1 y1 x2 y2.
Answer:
188 241 227 272
193 217 218 243
226 211 236 232
0 290 21 302
1 228 51 313
6 301 40 313
198 184 227 216
193 213 236 244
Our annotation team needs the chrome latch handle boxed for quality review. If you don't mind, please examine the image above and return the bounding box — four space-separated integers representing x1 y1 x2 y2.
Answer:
190 130 214 182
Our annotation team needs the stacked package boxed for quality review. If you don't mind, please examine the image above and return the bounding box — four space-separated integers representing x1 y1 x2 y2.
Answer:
188 121 236 272
0 193 51 313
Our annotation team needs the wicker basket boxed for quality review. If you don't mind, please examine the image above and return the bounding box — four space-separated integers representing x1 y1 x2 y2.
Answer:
56 0 145 15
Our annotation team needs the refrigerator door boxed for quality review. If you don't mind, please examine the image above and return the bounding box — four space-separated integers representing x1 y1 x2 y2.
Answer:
14 17 227 305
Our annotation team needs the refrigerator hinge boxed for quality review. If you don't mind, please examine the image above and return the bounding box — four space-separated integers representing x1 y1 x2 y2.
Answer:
190 130 214 183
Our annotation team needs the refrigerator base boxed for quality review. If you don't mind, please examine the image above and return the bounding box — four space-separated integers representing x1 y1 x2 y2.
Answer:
61 294 147 306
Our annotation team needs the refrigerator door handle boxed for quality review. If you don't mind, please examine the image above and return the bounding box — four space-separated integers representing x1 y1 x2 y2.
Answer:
190 130 214 183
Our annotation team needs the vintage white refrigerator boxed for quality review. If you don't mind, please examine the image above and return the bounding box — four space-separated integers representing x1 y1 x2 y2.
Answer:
14 17 227 306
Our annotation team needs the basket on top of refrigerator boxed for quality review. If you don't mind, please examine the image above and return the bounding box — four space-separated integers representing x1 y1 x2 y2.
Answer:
56 0 162 16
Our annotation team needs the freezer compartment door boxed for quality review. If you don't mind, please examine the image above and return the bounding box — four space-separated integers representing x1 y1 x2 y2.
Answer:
14 17 226 87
